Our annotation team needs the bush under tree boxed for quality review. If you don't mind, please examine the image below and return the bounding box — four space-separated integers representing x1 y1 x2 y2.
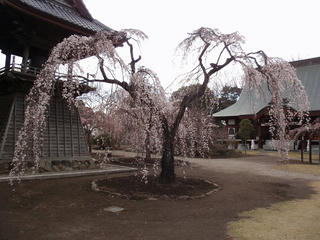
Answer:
238 119 254 152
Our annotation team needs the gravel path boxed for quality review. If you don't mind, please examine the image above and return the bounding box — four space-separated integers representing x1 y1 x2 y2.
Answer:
110 149 320 181
184 155 320 181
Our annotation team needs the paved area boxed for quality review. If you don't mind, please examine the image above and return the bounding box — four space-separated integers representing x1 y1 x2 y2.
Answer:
0 164 136 182
183 155 320 181
110 150 320 180
0 154 314 240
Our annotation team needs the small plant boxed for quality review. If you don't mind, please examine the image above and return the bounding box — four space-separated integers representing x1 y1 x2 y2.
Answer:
95 133 112 150
238 119 254 154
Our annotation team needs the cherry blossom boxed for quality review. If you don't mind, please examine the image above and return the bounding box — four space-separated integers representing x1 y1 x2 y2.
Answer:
11 27 309 183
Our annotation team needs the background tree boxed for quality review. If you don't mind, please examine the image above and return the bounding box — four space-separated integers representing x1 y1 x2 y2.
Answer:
170 84 218 157
89 110 125 150
12 28 309 183
218 85 241 111
78 96 123 152
170 84 218 115
78 101 96 153
237 119 254 154
111 71 165 162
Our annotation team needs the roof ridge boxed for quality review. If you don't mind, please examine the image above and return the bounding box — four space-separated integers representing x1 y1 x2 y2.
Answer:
290 56 320 67
49 0 93 20
8 0 112 33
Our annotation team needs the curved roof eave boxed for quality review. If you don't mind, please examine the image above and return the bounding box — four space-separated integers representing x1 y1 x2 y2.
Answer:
213 88 270 118
5 0 113 35
213 59 320 119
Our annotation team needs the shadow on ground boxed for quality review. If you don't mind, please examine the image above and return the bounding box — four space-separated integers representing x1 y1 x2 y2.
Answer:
0 156 315 240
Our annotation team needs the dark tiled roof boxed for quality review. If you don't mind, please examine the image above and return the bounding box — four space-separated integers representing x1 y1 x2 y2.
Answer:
213 59 320 118
15 0 112 33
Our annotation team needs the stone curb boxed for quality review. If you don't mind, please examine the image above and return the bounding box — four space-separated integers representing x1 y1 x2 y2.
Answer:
92 179 220 201
0 165 137 182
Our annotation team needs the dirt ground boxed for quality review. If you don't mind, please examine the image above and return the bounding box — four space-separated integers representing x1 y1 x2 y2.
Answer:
0 154 317 240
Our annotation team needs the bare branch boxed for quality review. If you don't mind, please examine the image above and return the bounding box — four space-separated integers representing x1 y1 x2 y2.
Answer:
97 56 133 97
198 43 210 75
126 40 142 74
223 42 233 58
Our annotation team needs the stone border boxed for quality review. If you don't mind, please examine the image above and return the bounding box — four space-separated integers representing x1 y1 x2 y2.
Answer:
91 178 220 200
0 165 136 182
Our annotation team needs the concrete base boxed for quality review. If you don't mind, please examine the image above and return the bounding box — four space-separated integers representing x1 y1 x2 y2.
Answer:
0 164 136 182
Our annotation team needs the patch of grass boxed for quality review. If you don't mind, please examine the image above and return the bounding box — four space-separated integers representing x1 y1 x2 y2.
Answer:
266 150 319 161
228 181 320 240
246 150 264 156
287 151 319 161
247 150 320 163
276 164 320 176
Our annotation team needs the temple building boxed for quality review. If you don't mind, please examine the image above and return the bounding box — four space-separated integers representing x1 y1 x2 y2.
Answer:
213 57 320 150
0 0 115 169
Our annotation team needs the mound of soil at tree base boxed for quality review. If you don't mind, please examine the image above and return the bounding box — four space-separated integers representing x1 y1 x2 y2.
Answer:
93 176 219 200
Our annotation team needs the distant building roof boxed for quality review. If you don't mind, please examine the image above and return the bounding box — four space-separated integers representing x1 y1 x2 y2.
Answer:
213 57 320 118
5 0 112 34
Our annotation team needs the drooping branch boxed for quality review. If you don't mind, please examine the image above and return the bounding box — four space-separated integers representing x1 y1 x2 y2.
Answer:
11 26 310 183
290 119 320 140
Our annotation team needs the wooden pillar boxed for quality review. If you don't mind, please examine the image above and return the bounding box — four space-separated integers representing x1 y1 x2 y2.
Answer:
5 53 11 69
55 98 59 157
70 108 74 157
309 138 312 164
0 96 16 160
76 111 81 156
22 46 30 72
258 121 262 149
13 97 16 146
12 56 16 68
318 133 320 163
301 136 304 163
47 105 51 157
62 103 66 156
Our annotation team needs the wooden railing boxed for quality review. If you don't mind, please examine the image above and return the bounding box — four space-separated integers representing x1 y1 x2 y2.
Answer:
0 63 91 80
0 63 93 94
0 63 42 76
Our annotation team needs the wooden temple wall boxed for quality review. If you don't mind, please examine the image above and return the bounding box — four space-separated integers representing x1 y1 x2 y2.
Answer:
0 92 90 163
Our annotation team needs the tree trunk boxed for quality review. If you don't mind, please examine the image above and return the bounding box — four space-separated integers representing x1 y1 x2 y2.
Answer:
244 138 247 155
160 133 175 184
145 132 151 162
86 134 92 153
88 143 92 153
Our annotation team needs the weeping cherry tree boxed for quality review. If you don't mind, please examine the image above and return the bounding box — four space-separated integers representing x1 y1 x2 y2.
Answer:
11 27 309 183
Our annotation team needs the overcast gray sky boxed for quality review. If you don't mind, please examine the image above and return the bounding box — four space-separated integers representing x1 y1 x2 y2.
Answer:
1 0 319 89
83 0 320 88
